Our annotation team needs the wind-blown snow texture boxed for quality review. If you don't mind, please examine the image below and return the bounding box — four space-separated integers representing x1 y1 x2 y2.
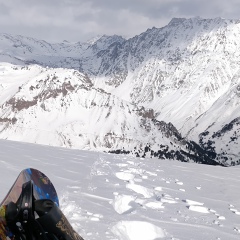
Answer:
0 17 240 165
0 139 239 240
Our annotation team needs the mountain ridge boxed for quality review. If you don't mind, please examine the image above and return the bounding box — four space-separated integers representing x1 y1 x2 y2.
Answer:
0 63 220 165
0 17 240 166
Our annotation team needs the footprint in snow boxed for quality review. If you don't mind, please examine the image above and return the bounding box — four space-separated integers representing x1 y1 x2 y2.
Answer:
213 220 219 225
176 181 183 185
183 199 204 206
230 208 240 215
86 211 103 221
217 216 225 220
145 201 165 210
187 205 209 213
212 211 226 220
154 186 163 192
160 194 177 204
209 209 216 213
234 227 240 233
183 199 209 213
228 204 240 214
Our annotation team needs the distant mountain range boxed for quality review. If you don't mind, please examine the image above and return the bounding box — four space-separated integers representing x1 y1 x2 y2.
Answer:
0 16 240 166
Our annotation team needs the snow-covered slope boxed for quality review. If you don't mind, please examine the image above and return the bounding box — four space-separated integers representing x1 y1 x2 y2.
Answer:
0 139 239 239
0 63 219 165
1 17 240 165
85 17 240 138
188 81 240 166
80 17 240 165
0 33 125 67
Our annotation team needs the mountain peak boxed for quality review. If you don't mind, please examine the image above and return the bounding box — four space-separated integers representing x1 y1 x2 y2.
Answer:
168 17 186 26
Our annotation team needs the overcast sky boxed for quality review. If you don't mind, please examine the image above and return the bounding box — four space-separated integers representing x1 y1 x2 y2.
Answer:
0 0 239 43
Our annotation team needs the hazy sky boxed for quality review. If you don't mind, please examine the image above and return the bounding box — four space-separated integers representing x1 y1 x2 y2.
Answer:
0 0 239 43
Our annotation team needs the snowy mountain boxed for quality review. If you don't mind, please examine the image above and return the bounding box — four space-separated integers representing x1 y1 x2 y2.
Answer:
0 33 125 68
0 63 219 165
0 139 240 240
0 17 240 165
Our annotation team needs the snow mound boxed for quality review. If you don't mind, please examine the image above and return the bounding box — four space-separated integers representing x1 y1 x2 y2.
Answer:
112 195 136 214
126 183 153 198
116 172 135 181
188 205 209 213
111 221 166 240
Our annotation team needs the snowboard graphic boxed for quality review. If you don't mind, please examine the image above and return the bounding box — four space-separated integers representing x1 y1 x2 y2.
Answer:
0 168 59 240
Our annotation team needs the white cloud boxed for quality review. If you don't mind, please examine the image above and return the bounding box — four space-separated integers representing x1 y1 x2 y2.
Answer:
0 0 239 42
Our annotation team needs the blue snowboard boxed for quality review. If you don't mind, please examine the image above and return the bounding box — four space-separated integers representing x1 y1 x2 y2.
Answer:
0 168 59 240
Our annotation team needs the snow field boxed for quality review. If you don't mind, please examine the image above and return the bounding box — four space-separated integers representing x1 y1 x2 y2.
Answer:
0 139 240 239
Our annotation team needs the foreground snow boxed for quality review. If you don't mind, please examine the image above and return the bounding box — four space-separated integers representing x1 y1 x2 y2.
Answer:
0 139 239 239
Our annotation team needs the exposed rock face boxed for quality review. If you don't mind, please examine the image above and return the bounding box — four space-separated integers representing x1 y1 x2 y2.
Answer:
199 117 240 166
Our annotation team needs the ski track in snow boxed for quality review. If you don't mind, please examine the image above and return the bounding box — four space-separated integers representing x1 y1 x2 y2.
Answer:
0 140 240 239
